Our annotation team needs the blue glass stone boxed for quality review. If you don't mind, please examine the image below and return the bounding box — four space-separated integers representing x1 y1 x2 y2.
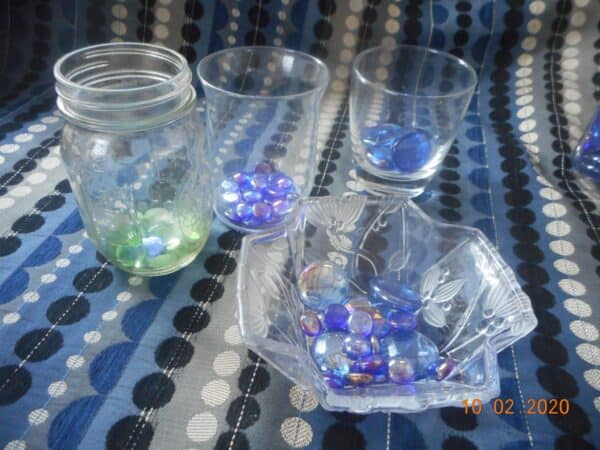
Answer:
369 277 422 312
250 173 270 190
269 172 294 190
242 190 263 203
343 296 371 313
252 202 272 221
361 123 404 146
380 331 439 380
220 179 239 193
387 309 418 331
271 199 294 216
255 160 274 174
391 129 432 173
221 190 241 204
298 262 348 309
263 185 289 202
343 334 372 359
346 372 373 386
232 171 252 188
299 311 322 337
347 310 373 336
350 355 386 375
235 203 254 220
388 357 415 384
224 207 242 223
324 304 349 331
372 315 391 338
324 374 348 389
311 332 352 379
142 236 164 257
242 216 263 228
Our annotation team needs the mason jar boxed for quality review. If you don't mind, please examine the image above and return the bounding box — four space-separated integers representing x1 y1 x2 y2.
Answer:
54 43 212 276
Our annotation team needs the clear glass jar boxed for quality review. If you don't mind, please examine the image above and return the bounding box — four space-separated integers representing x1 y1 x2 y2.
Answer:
54 43 212 276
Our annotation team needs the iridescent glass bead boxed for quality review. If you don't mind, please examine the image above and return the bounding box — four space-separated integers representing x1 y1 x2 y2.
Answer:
252 202 272 221
235 203 254 221
351 355 386 374
242 190 263 203
391 129 431 173
298 262 348 309
255 160 274 174
388 357 415 384
220 179 238 192
250 173 269 190
435 356 457 381
346 372 373 386
263 185 288 202
311 332 351 380
369 277 422 312
343 296 372 313
271 199 293 216
221 190 241 204
381 331 439 380
299 311 322 337
387 309 418 331
347 310 373 336
324 304 349 331
232 171 252 188
343 334 372 359
270 172 294 190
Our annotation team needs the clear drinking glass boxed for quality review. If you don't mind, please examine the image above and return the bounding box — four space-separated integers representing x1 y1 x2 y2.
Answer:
54 43 212 276
198 46 329 232
350 45 477 196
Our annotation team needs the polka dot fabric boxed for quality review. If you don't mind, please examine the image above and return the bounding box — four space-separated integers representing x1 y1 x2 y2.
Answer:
0 1 599 449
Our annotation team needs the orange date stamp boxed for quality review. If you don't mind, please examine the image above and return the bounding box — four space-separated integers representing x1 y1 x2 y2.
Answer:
462 398 570 415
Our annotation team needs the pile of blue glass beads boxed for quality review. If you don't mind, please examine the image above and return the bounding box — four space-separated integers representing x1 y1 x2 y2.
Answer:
574 107 600 183
218 160 298 228
361 123 432 173
298 261 456 389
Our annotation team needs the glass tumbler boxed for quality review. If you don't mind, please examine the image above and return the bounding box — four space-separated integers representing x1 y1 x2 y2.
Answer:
54 43 212 276
350 45 477 196
198 46 329 232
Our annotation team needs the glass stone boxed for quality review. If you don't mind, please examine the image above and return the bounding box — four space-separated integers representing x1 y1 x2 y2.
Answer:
361 123 404 147
298 261 348 309
343 296 372 313
350 355 386 375
235 203 254 221
575 109 600 182
221 191 241 204
263 186 289 202
220 179 238 192
271 199 294 216
142 236 164 257
343 334 372 359
255 160 274 174
299 311 322 337
435 356 457 381
242 190 263 203
388 357 415 384
311 332 352 380
324 375 347 389
387 309 418 331
250 173 270 190
391 129 432 173
372 312 391 338
369 277 422 312
252 202 272 221
324 304 350 331
381 331 439 380
347 372 373 386
347 310 373 336
366 147 395 170
232 171 252 188
270 172 294 190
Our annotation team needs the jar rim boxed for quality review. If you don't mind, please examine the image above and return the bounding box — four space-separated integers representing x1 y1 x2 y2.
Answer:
197 46 330 100
54 42 190 95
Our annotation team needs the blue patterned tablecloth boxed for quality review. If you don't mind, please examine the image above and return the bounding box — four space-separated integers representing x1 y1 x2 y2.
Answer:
0 1 599 449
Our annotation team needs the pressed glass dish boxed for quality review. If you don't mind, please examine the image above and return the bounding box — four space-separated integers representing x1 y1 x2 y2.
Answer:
237 195 537 413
